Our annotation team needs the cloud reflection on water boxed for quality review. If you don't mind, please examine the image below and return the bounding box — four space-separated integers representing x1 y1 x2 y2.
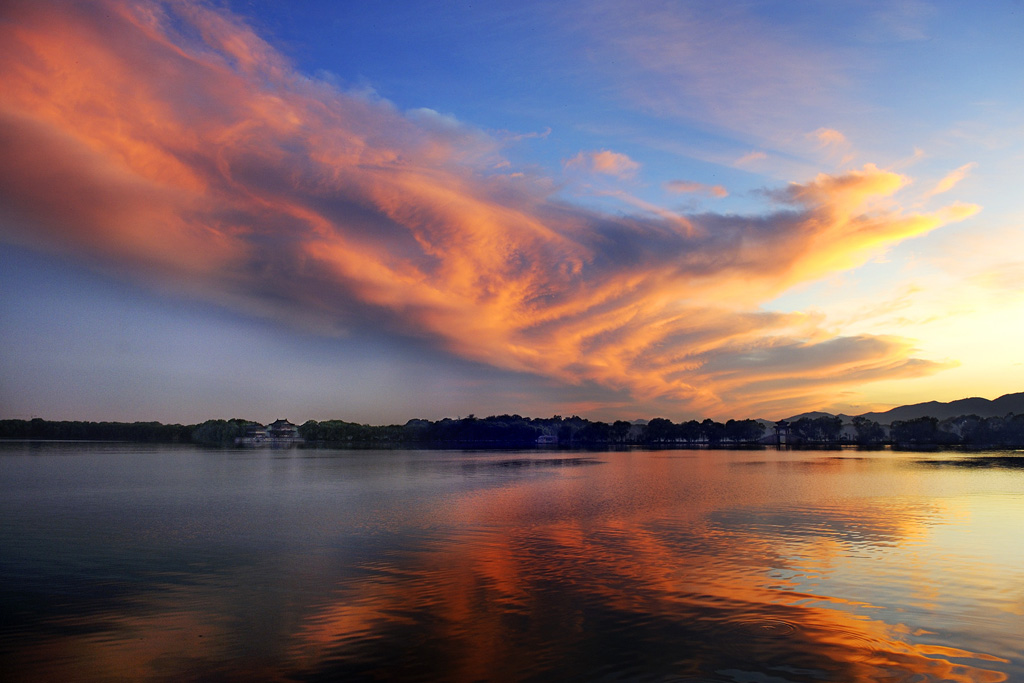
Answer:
2 449 1018 682
280 455 1009 682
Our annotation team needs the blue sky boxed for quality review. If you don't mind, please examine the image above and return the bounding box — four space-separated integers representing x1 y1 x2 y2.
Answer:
1 0 1022 423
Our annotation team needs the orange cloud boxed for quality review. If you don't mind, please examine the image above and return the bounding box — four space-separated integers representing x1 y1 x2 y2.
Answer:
664 179 728 198
564 149 641 178
810 127 849 150
809 127 855 164
927 162 977 197
0 0 980 419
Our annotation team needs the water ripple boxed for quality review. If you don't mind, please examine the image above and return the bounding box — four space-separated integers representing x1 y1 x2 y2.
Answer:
723 618 800 637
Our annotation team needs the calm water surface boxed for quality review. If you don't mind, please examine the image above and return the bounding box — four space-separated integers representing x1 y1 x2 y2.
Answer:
1 443 1022 682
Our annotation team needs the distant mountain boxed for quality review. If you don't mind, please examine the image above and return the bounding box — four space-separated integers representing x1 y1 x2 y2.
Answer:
779 410 853 423
855 392 1024 425
774 392 1024 426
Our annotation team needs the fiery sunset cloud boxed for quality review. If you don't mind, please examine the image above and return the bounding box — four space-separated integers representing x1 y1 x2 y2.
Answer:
0 0 1006 421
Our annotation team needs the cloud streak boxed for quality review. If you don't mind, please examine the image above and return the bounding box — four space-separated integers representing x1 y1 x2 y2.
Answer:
735 150 767 166
664 180 728 198
567 0 854 139
0 0 979 418
926 162 977 197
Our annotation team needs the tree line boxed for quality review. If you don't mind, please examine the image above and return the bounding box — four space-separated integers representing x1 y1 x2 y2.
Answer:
2 412 1024 448
0 418 194 443
887 414 1024 448
780 414 1024 447
0 415 765 447
299 415 768 447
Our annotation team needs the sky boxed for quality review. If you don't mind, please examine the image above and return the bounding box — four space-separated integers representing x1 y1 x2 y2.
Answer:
1 0 1023 425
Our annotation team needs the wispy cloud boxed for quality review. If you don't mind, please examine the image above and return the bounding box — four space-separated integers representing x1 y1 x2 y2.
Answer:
735 151 767 166
867 1 933 42
664 180 728 198
809 127 855 165
926 162 977 197
567 0 854 140
811 128 849 148
564 149 641 179
0 0 978 418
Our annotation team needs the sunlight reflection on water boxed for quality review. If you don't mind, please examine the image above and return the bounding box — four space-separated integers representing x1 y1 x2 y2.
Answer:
1 445 1022 682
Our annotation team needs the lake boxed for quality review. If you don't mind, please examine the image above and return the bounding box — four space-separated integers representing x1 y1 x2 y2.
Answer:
1 443 1022 682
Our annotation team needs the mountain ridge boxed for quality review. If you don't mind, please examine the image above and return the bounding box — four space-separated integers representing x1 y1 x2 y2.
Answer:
781 392 1024 425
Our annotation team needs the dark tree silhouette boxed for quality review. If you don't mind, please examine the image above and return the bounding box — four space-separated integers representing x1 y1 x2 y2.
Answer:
725 418 765 444
851 416 886 445
891 416 951 446
701 419 726 445
611 420 633 444
679 420 702 445
646 418 676 444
